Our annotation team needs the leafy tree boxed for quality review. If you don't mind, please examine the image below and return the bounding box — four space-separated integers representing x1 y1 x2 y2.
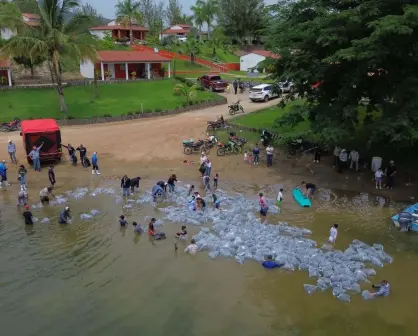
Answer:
13 55 44 79
217 0 266 43
166 0 183 25
208 26 226 57
267 0 418 154
12 0 38 14
115 0 143 44
173 83 199 104
139 0 166 37
0 0 97 112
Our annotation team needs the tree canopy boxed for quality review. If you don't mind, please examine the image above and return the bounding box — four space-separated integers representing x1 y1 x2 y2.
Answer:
267 0 418 154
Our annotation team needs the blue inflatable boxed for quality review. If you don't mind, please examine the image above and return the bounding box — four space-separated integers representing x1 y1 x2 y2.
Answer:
292 188 312 208
392 203 418 232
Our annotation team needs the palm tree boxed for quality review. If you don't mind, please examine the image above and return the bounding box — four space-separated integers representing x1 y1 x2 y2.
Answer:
201 0 218 40
190 3 205 37
0 0 97 112
174 83 199 104
115 0 142 44
181 38 200 63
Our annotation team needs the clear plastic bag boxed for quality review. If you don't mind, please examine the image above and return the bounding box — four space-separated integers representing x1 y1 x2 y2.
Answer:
303 284 317 295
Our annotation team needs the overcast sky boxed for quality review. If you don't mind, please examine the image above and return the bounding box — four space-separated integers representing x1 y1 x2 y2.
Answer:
82 0 278 19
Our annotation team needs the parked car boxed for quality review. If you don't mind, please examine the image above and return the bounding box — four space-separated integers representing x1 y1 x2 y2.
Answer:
176 35 187 42
249 84 280 102
199 74 228 92
278 78 294 93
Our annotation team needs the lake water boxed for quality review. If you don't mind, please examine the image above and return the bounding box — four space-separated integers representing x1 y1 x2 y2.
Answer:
0 180 416 336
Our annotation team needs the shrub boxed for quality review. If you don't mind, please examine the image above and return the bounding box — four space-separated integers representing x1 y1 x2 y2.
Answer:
127 112 133 116
143 109 152 113
135 111 141 115
102 114 112 118
154 108 162 112
64 115 74 120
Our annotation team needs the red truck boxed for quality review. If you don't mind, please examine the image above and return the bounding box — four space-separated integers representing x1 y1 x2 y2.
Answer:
199 74 228 92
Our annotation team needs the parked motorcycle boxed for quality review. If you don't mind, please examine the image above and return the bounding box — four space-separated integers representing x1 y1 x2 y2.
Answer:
206 120 229 132
217 142 241 156
0 118 21 132
260 129 274 147
228 101 244 115
183 139 210 155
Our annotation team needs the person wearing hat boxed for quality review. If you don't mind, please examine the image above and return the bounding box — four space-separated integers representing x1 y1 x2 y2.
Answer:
385 160 396 190
91 152 100 175
28 142 44 171
0 160 8 188
7 139 17 164
23 205 33 225
59 207 72 224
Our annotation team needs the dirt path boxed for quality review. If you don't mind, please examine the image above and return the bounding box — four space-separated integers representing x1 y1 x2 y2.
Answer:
0 92 416 202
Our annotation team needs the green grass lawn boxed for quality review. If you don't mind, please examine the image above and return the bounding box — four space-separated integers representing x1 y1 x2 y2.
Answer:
231 100 310 137
0 80 221 121
159 43 239 63
174 59 206 71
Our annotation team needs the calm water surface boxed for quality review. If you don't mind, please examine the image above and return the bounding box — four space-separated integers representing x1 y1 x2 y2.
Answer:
0 180 417 336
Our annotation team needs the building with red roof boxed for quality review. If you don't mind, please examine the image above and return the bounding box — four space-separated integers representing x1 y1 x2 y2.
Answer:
80 50 172 80
239 50 280 71
159 23 206 41
89 19 149 41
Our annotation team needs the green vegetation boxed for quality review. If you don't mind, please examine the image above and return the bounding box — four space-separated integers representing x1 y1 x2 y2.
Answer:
267 0 418 159
174 59 205 71
0 80 221 121
232 100 310 138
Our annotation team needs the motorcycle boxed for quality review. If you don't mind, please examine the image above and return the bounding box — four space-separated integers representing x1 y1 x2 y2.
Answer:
217 141 241 156
183 139 210 155
228 101 244 115
0 118 21 132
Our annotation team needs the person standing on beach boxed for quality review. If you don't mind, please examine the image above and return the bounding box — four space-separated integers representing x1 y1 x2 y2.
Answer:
18 164 27 190
48 166 56 186
28 142 44 171
76 144 87 167
0 160 9 189
253 144 260 165
91 152 100 175
266 145 274 168
121 175 131 197
62 143 76 165
7 140 17 164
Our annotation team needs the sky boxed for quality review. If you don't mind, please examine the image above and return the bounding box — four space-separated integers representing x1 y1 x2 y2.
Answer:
82 0 277 20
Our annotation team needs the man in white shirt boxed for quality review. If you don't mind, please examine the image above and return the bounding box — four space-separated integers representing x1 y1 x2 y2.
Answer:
338 149 348 172
333 146 341 167
184 239 198 255
349 149 360 171
266 145 274 167
328 224 339 244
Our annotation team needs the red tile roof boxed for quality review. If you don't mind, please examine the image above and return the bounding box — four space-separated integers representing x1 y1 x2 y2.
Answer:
251 50 280 59
0 58 10 69
25 21 40 27
22 13 40 19
162 28 189 34
90 25 149 31
97 50 171 63
177 24 192 28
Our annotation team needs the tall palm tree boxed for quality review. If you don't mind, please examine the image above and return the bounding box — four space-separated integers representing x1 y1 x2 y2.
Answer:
115 0 142 44
202 0 218 40
190 3 204 38
0 0 97 112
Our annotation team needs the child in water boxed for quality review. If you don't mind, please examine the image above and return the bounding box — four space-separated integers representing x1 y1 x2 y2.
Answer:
328 224 339 244
175 226 188 240
212 194 221 209
133 221 143 234
119 215 127 226
213 173 219 189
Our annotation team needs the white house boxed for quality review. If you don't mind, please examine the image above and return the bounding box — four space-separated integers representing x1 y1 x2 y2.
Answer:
239 50 280 72
0 13 40 40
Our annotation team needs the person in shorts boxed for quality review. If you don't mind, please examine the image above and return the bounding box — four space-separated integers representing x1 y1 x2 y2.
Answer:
39 186 55 204
375 168 383 189
259 192 269 220
302 181 316 199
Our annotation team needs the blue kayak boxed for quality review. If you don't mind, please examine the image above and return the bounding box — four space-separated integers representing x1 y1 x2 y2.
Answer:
292 188 312 208
392 202 418 232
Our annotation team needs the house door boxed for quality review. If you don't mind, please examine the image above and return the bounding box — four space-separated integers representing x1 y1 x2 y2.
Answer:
108 64 116 79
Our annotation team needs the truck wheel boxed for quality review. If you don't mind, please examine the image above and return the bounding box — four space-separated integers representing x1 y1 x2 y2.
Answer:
264 95 269 102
